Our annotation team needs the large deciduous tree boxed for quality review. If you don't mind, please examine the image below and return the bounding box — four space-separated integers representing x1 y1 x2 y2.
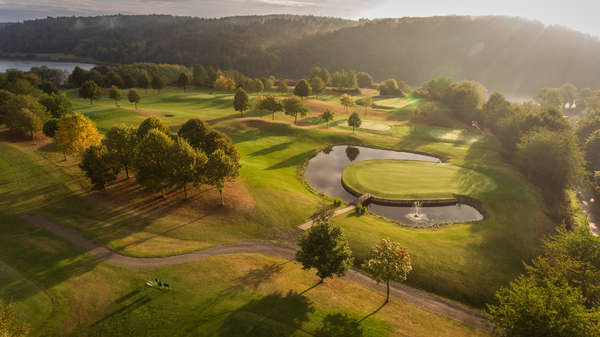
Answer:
482 92 512 131
128 88 142 110
340 93 354 112
204 148 240 205
257 95 283 120
233 87 249 117
39 93 72 119
104 124 138 178
348 112 361 132
3 94 48 137
294 79 312 100
296 221 354 283
152 76 166 94
137 116 169 139
534 87 563 110
79 80 103 104
178 118 211 149
322 109 334 128
357 72 373 88
79 144 116 190
133 129 174 198
277 80 289 93
310 77 325 98
364 239 413 303
168 137 207 199
108 85 122 106
55 113 102 159
283 96 307 124
177 73 191 92
584 130 600 170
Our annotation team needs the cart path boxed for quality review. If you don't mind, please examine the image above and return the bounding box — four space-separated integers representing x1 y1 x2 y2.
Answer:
21 214 491 332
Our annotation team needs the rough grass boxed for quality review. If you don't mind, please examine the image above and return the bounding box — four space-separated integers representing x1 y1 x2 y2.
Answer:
342 159 496 199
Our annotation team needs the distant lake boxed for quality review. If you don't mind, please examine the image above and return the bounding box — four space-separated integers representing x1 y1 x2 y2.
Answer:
0 59 96 73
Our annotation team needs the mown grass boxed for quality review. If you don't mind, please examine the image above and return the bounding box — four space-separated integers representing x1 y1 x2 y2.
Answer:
0 86 556 324
342 159 496 199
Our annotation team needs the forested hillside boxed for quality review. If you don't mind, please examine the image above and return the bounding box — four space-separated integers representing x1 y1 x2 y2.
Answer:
3 14 600 94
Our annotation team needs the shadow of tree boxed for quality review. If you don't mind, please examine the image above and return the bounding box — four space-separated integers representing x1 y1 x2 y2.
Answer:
231 263 284 291
218 291 314 337
315 313 364 337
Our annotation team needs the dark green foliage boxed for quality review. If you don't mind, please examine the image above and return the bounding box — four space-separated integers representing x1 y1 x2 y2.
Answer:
203 130 239 161
0 89 15 124
377 79 403 96
233 87 249 117
178 118 211 149
576 111 600 142
445 81 486 123
584 130 600 170
355 204 367 216
277 80 289 93
152 76 166 94
482 92 512 130
29 65 67 86
104 124 138 178
3 94 49 136
128 89 142 109
42 118 58 138
79 144 117 190
108 85 122 105
192 65 209 87
310 77 325 97
39 81 59 95
121 73 137 89
39 93 72 119
321 109 334 128
137 116 169 139
177 73 191 92
534 87 563 109
106 71 124 88
138 71 151 90
257 95 283 120
331 70 357 89
168 136 207 199
294 79 311 99
69 66 87 87
296 222 354 282
309 66 331 85
332 198 342 207
348 112 361 132
283 96 307 124
204 148 240 205
78 80 103 104
133 129 174 197
356 72 373 88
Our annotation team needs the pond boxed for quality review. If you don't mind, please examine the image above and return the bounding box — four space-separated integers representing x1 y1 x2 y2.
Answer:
304 145 484 226
0 58 96 73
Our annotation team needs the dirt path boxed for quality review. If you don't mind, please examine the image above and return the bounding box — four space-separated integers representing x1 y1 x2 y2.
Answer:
297 206 355 230
21 214 491 332
577 189 599 236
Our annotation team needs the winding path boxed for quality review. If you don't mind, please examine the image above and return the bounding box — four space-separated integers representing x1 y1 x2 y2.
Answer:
21 214 491 332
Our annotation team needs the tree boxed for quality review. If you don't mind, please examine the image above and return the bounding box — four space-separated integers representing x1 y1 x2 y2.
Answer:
377 78 402 96
340 94 354 112
560 83 578 110
106 71 124 88
214 75 235 90
357 95 372 114
43 119 59 138
104 124 138 178
233 87 249 117
169 136 207 199
205 148 240 205
277 80 289 93
260 76 274 91
255 79 264 94
296 221 354 283
79 145 116 190
535 88 563 110
39 93 72 119
487 275 600 337
422 77 453 101
178 118 211 149
585 130 600 170
177 73 191 92
364 239 413 303
128 89 142 110
69 66 87 87
310 66 331 85
108 85 122 106
203 130 240 161
348 112 362 132
137 116 169 139
357 72 373 88
576 110 600 142
517 130 584 194
0 89 15 124
0 300 29 337
138 71 151 91
283 96 307 124
55 113 101 159
152 76 166 94
40 81 59 95
192 64 209 87
257 95 283 120
4 95 49 137
294 79 312 100
310 77 325 98
122 73 137 89
134 129 174 198
322 109 334 128
79 80 103 104
483 92 512 130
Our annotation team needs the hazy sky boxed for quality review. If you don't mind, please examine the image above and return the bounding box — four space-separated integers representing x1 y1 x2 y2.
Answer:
1 0 598 37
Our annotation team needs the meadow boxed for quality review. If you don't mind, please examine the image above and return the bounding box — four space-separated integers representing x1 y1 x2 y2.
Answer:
0 86 555 335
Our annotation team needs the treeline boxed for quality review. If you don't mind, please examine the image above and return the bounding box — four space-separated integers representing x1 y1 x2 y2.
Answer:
4 15 600 93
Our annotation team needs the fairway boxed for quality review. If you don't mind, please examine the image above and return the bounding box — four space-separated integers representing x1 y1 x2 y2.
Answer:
342 159 495 200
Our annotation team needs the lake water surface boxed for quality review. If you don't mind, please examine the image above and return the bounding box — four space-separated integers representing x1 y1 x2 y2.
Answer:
0 58 96 73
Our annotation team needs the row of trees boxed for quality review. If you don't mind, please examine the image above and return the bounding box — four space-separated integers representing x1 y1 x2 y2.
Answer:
296 212 412 303
79 117 240 204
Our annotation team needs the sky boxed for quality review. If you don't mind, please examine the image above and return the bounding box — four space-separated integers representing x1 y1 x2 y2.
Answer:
0 0 599 37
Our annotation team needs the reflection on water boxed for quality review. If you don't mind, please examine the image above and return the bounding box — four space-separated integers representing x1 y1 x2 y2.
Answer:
0 59 96 73
304 145 484 225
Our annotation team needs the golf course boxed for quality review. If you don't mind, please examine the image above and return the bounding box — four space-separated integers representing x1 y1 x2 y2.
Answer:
0 85 554 336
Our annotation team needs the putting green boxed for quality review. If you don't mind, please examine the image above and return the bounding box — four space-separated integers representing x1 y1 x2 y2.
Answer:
342 159 496 200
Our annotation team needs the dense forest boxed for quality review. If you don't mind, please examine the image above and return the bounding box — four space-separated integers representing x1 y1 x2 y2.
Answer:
2 14 600 94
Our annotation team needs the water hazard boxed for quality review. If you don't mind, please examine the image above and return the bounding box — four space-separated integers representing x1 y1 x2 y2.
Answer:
304 145 484 225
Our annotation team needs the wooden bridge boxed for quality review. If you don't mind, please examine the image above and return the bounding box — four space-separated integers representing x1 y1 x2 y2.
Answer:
354 193 372 205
